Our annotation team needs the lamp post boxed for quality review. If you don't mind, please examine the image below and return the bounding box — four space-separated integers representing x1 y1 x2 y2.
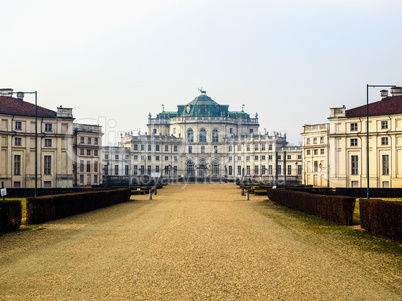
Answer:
11 91 38 197
366 85 395 199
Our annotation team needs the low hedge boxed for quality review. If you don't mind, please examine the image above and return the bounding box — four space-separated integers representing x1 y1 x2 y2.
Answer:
0 200 22 232
359 199 402 241
267 189 355 225
26 189 131 224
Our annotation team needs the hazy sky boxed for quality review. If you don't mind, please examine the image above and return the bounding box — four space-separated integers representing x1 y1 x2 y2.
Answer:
1 0 401 145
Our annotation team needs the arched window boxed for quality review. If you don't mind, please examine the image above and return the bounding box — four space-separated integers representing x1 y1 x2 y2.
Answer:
199 160 207 177
212 160 219 176
187 128 193 143
199 129 207 143
212 129 219 143
187 160 195 177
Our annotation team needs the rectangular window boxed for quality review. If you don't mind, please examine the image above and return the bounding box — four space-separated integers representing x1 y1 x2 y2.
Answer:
44 156 51 175
298 165 302 175
80 175 84 183
381 121 388 129
350 138 358 146
156 166 160 173
261 144 266 151
314 161 318 172
156 156 160 161
228 166 233 175
134 144 138 151
306 138 310 145
45 124 52 132
15 121 22 130
153 129 157 134
87 175 91 185
249 129 253 134
133 165 138 175
44 181 52 188
141 145 145 151
125 165 129 175
230 128 233 134
147 166 151 175
277 165 281 175
14 155 21 175
247 145 250 151
313 137 317 144
214 146 218 154
298 155 302 159
262 165 266 175
80 137 85 144
140 155 145 161
277 155 281 160
115 165 119 175
201 145 205 153
165 156 169 161
351 123 358 131
80 160 84 172
255 145 258 151
87 149 91 156
237 156 241 161
134 155 138 161
94 161 98 172
87 161 91 172
246 156 250 161
148 156 151 161
269 144 272 150
320 137 324 143
268 165 273 175
115 155 119 159
287 155 291 160
188 146 192 154
140 165 145 175
314 149 318 155
105 154 109 160
14 181 21 188
173 166 177 175
237 166 242 175
381 137 388 145
174 145 178 152
287 165 292 175
351 155 358 175
174 156 177 161
88 137 92 144
268 155 272 160
148 145 151 151
320 149 324 154
156 145 160 151
246 166 250 175
94 175 98 184
382 155 389 175
104 165 108 175
229 156 232 161
15 137 22 146
45 139 52 147
94 150 98 156
94 138 98 145
255 156 258 161
165 145 169 151
229 145 233 152
261 155 266 160
238 145 241 151
254 166 259 175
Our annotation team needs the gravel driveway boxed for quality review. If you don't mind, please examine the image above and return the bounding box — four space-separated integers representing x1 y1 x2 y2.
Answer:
0 183 401 300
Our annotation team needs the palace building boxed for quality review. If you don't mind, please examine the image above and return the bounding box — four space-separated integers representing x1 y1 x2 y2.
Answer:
103 91 302 184
302 86 402 188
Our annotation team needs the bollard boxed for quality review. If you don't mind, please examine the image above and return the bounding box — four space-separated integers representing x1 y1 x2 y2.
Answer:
242 188 245 196
246 190 249 200
149 190 152 200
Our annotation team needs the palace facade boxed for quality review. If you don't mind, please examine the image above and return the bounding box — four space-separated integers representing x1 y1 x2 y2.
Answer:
302 87 402 188
103 91 303 184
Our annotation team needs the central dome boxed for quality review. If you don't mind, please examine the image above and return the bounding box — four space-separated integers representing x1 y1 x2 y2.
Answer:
188 94 218 106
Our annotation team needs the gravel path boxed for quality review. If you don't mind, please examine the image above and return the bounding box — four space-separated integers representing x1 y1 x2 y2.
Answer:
0 183 401 300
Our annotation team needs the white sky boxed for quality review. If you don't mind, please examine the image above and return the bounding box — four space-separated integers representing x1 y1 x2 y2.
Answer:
1 0 401 145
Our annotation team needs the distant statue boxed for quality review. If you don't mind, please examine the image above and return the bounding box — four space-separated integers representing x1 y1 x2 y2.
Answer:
199 87 206 95
148 112 151 118
255 112 258 118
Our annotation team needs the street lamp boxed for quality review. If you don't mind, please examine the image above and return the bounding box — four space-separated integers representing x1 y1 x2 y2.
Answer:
366 85 395 199
12 91 38 197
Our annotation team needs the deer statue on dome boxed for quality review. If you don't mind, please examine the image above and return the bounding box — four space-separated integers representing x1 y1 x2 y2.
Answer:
199 87 206 95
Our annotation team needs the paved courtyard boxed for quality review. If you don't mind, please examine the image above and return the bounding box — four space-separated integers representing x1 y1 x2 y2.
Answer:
0 184 401 300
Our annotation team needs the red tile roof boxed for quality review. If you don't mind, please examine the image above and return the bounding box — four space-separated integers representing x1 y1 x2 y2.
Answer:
346 95 402 118
0 96 57 118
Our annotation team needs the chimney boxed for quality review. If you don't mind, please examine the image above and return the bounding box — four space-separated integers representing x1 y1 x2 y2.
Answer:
380 90 388 99
0 88 13 97
390 87 402 97
17 92 24 100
